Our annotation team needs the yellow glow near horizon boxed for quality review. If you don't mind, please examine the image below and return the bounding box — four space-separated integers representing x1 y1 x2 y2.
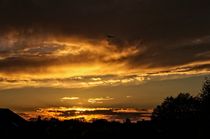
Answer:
19 107 152 122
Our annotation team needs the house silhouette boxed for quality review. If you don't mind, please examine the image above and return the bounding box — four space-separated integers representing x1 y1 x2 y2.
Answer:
0 108 26 129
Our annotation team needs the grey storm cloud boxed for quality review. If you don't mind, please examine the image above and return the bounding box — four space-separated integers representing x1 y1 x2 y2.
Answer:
0 0 210 73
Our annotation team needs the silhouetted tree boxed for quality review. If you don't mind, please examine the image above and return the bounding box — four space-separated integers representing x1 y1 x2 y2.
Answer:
151 93 199 121
199 77 210 119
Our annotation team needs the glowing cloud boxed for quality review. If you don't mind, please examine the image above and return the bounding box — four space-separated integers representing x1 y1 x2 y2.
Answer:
19 107 152 122
88 97 114 104
0 0 210 91
61 97 79 101
126 96 132 98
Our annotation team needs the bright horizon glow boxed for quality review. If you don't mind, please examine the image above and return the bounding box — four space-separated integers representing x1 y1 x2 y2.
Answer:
19 107 152 123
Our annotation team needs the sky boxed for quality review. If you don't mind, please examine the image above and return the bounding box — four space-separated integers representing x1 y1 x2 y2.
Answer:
0 0 210 121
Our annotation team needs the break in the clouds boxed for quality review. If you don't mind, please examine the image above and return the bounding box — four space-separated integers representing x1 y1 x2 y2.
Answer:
0 0 210 89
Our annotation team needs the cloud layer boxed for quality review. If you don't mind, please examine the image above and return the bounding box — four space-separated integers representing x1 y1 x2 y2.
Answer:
20 107 152 122
0 0 210 89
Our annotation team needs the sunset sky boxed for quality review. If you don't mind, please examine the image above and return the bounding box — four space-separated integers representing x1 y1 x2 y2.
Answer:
0 0 210 121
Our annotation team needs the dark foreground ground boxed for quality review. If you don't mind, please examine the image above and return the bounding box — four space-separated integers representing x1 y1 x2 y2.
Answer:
1 118 210 139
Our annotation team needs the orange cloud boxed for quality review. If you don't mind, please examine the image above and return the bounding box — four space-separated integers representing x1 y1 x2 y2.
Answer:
19 107 152 122
0 31 210 90
88 97 114 104
60 97 79 101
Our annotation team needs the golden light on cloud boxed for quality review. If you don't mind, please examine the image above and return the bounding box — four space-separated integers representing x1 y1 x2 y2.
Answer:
0 31 210 90
126 96 132 98
19 107 152 122
88 97 114 104
61 97 79 101
0 32 143 90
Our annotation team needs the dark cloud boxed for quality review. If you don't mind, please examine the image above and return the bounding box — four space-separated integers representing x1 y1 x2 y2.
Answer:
127 39 210 68
58 109 150 118
0 51 100 73
0 56 52 73
0 0 210 74
179 64 210 73
0 0 209 39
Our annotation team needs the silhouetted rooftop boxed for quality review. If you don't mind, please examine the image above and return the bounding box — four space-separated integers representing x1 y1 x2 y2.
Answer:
0 108 26 128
